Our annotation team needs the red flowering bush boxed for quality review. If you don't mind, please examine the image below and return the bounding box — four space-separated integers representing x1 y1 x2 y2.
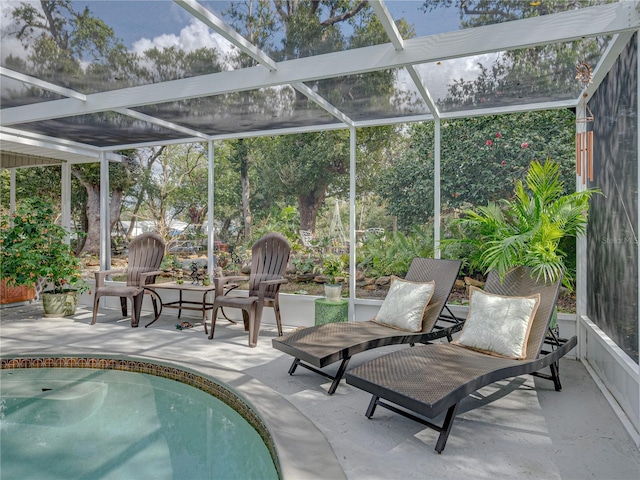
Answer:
483 130 534 173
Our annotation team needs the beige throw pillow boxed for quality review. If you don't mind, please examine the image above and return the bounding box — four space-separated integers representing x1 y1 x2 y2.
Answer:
453 286 541 359
371 277 436 332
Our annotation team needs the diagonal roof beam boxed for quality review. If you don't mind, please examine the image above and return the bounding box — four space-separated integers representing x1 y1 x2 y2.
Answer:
284 1 400 131
113 108 210 140
369 0 441 118
3 2 638 126
178 0 353 134
581 31 636 102
406 65 440 118
175 0 277 72
0 67 87 101
291 83 353 127
369 1 404 51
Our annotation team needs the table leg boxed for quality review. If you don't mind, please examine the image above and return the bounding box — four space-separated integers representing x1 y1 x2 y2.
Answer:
143 288 163 328
220 284 239 324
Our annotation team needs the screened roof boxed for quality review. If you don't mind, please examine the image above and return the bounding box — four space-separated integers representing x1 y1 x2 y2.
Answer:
1 0 639 163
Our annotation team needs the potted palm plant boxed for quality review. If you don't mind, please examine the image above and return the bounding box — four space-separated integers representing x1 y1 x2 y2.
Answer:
0 198 89 317
443 159 597 290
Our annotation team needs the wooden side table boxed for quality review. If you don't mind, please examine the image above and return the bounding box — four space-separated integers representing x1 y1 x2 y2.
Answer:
314 298 349 326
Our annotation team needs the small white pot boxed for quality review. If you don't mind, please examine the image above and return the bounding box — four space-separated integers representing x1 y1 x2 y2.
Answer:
324 284 342 302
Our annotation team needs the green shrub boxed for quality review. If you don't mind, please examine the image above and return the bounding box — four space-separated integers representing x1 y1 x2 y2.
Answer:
0 198 89 293
359 225 434 278
442 159 597 289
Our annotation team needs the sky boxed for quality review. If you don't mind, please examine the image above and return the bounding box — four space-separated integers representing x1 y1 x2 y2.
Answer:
77 1 463 51
1 1 466 64
75 1 233 55
1 1 487 104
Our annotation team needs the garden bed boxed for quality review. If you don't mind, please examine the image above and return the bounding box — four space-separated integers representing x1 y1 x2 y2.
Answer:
82 255 576 313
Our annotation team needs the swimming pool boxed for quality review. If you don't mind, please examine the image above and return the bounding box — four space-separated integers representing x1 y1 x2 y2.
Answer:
0 352 347 479
1 358 278 479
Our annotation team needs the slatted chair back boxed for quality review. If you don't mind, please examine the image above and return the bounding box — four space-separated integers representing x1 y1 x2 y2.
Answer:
248 233 291 300
125 232 166 287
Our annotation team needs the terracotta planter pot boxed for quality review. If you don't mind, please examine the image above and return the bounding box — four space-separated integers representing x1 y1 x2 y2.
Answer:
0 280 35 305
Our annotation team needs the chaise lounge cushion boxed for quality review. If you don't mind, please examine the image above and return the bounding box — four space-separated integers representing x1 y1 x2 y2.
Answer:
371 277 436 332
453 286 540 359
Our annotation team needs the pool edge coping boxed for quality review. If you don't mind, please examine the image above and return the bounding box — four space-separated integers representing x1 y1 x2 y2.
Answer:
1 351 347 480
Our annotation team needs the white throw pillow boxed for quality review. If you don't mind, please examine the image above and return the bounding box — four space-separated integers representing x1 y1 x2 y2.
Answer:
371 277 436 332
453 286 541 359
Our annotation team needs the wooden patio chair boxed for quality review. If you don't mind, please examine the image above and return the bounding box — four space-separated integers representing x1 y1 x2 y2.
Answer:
273 258 463 394
91 232 165 327
207 232 291 347
345 266 577 453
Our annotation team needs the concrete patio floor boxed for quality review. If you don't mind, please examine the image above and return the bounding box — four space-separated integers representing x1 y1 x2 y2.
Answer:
1 302 638 480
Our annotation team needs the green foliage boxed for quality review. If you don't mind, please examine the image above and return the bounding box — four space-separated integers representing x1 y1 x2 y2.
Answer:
378 110 576 229
292 256 319 275
1 167 62 211
442 160 597 289
423 1 606 111
0 198 89 293
377 122 435 229
322 254 345 284
252 131 350 231
226 1 381 61
250 205 300 245
359 226 434 278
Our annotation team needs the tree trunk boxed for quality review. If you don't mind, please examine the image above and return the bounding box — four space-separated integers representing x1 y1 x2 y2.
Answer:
81 184 101 255
298 187 327 233
110 189 123 233
241 172 252 240
126 146 165 239
74 172 125 256
237 139 252 240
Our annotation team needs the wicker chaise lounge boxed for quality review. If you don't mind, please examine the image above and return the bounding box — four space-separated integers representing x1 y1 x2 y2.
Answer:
272 258 462 394
345 266 577 453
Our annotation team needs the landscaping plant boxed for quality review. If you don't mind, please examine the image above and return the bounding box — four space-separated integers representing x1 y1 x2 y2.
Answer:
322 254 345 285
0 198 89 294
359 226 434 278
443 159 597 289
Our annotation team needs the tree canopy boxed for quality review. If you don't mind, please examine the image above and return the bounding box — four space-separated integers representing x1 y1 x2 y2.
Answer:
378 110 577 230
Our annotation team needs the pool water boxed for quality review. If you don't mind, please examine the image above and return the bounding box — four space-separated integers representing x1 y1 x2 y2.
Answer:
0 368 278 480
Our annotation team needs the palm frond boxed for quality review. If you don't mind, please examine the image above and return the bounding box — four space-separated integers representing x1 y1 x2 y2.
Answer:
445 160 598 290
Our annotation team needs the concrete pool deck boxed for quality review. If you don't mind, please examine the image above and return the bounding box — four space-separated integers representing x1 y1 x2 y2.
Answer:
1 302 638 480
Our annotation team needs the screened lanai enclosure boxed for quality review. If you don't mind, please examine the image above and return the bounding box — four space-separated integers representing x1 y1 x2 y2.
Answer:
1 0 639 445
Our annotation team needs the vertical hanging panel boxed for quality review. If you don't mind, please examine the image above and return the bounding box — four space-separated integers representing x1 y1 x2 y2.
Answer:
586 33 638 364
